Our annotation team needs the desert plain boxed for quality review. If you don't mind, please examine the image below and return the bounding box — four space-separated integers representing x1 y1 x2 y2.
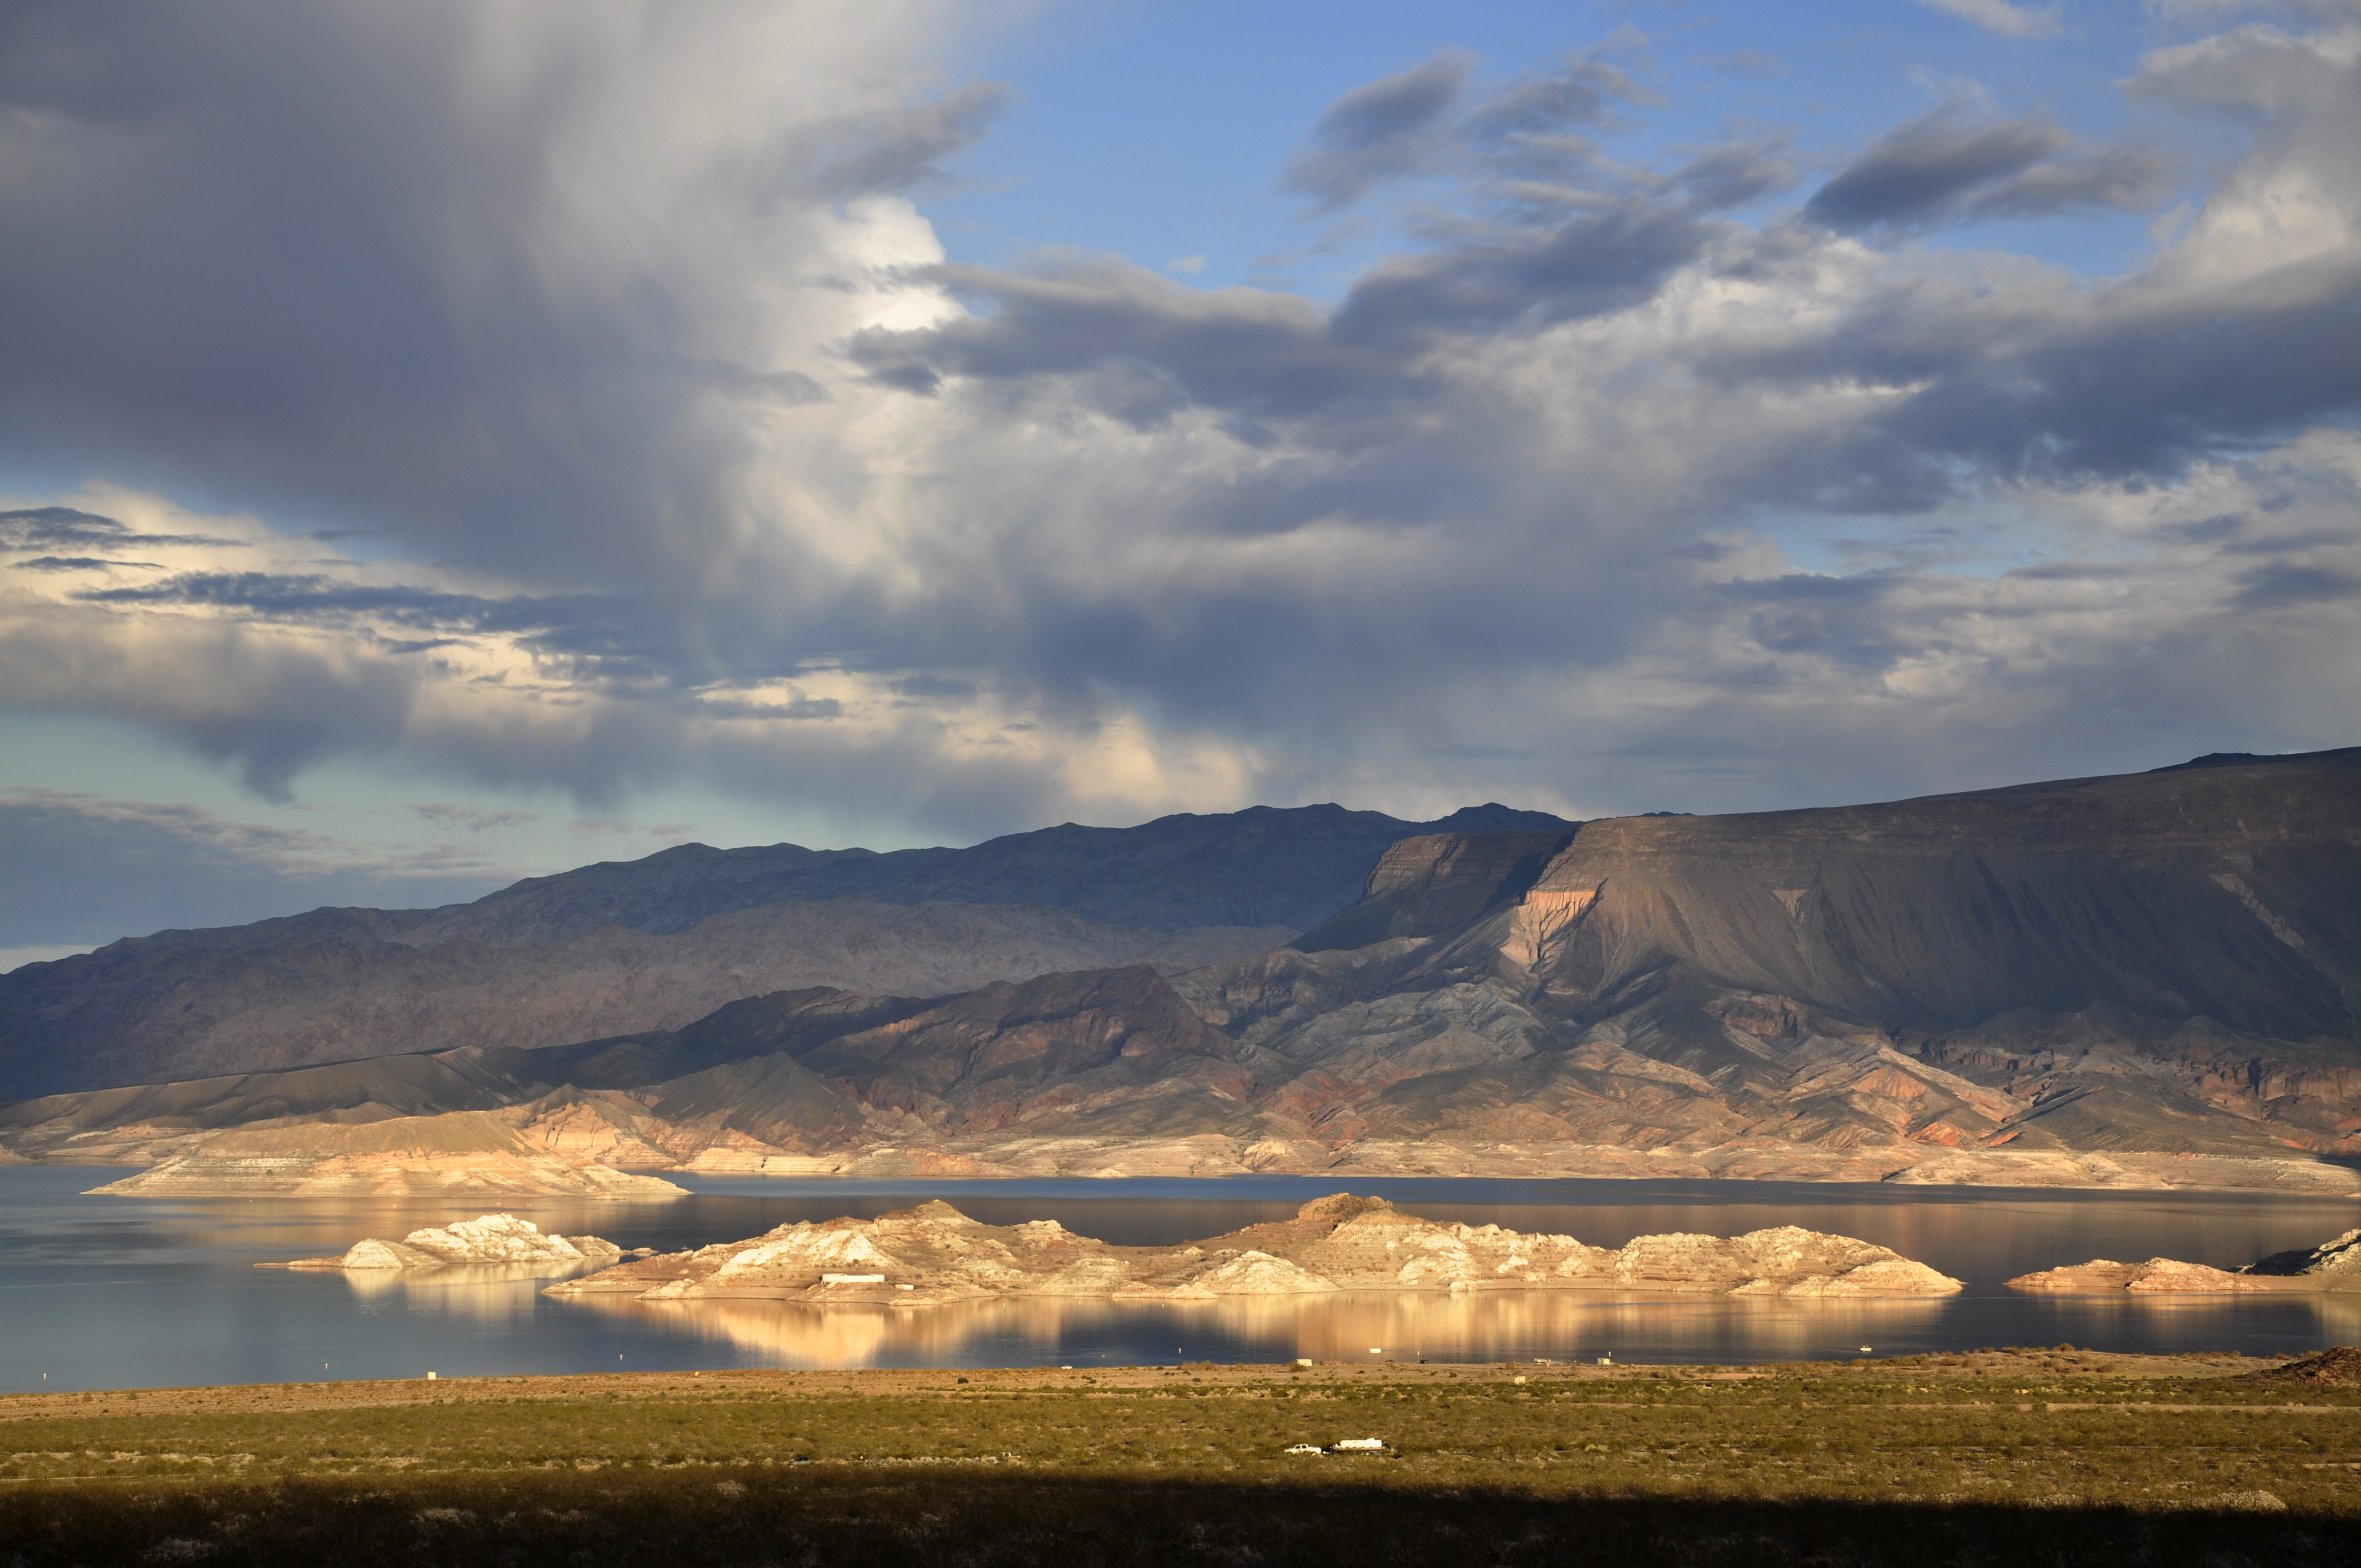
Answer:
6 1347 2359 1566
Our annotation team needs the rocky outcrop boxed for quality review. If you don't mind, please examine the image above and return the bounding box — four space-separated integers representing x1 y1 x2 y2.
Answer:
2005 1258 2273 1293
2234 1345 2361 1389
2007 1227 2361 1293
267 1213 625 1270
1293 829 1575 954
2244 1226 2361 1281
546 1193 1961 1305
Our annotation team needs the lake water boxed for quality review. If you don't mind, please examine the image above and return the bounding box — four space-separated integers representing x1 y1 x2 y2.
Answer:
2 1167 2355 1391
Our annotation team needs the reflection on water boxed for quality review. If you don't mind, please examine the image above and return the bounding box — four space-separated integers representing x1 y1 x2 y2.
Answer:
557 1288 2361 1372
2 1166 2354 1391
563 1289 1963 1370
337 1264 577 1326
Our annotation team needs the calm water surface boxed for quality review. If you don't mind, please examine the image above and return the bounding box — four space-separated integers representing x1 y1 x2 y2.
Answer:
2 1167 2355 1390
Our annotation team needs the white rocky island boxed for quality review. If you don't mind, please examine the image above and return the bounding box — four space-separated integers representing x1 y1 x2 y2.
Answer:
2008 1227 2361 1294
264 1213 627 1270
545 1193 1963 1305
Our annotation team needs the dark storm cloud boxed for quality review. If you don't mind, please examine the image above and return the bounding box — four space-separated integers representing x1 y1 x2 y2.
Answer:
1280 51 1475 211
1281 51 1657 215
77 572 623 643
1723 573 1919 668
0 2 1003 593
1673 139 1798 214
0 507 233 551
1859 279 2361 481
1333 200 1714 342
3 3 2360 840
1456 54 1645 186
848 263 1421 423
1806 107 2174 232
855 189 1719 413
2233 562 2361 608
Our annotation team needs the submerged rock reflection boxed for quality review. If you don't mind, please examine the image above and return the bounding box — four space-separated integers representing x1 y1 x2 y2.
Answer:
340 1260 600 1326
554 1289 1963 1368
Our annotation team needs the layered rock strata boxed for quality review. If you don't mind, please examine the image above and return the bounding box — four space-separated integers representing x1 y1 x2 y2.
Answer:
545 1194 1963 1306
265 1212 626 1270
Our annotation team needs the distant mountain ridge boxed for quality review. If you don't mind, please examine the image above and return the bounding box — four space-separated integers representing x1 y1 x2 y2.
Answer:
409 801 1571 943
0 801 1567 1101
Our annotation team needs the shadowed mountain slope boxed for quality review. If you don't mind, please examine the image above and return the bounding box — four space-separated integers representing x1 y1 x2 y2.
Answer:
1315 748 2361 1038
0 802 1563 1101
0 899 1289 1102
405 802 1571 945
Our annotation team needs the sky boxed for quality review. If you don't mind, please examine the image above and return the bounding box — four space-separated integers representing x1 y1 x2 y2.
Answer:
2 0 2358 964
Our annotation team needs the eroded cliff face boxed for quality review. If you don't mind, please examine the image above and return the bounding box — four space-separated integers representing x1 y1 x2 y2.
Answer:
1292 829 1576 955
1532 754 2358 1035
543 1194 1963 1305
1245 750 2361 1169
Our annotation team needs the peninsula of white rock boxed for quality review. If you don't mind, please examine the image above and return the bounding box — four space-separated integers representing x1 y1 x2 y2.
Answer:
85 1114 686 1200
2006 1227 2361 1294
264 1213 625 1270
545 1194 1962 1306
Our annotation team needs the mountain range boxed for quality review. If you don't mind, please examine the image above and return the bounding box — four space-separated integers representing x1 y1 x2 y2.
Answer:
0 802 1562 1102
4 753 2358 1193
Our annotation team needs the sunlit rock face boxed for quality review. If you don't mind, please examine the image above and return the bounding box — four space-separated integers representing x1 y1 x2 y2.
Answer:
78 1114 686 1200
545 1194 1962 1305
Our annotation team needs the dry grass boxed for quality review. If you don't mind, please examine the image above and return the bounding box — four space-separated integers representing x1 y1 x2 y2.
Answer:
3 1348 2357 1565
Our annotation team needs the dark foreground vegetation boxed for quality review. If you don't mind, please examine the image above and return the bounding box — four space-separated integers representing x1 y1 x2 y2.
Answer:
4 1348 2359 1566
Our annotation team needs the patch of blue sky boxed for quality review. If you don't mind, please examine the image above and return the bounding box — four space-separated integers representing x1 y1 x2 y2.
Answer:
1742 494 2092 582
925 0 2250 304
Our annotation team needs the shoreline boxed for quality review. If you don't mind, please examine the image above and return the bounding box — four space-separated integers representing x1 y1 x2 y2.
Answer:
18 1142 2359 1199
0 1344 2336 1415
